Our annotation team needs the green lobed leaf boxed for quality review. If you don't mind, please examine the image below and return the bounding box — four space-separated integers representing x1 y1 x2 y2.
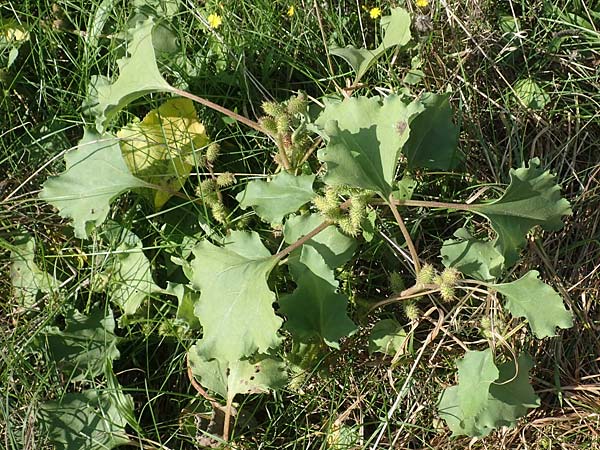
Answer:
187 231 282 361
42 307 120 382
39 367 135 450
98 224 162 316
403 93 460 170
368 318 410 356
471 158 572 266
330 7 411 83
188 343 287 401
441 228 505 282
39 129 148 239
165 282 201 330
87 17 174 132
10 235 58 307
493 270 573 339
284 213 357 270
315 95 424 196
280 246 357 349
236 172 316 223
438 353 540 437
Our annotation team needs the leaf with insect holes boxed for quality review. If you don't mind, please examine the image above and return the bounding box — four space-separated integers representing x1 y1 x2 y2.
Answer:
188 343 287 401
38 366 135 450
236 172 316 223
403 93 460 170
330 7 411 83
493 270 573 339
86 17 174 132
186 231 282 361
41 307 120 381
280 246 356 349
117 98 209 210
315 95 424 196
441 228 505 282
438 352 540 437
10 235 58 307
471 158 572 266
39 129 148 239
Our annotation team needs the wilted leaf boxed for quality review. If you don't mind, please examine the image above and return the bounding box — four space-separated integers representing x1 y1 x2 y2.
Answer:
118 98 209 209
471 158 572 266
236 172 315 223
493 270 573 339
39 130 147 239
187 231 282 361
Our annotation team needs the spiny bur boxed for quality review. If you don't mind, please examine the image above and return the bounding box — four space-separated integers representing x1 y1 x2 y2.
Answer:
206 142 221 163
439 283 455 302
210 201 228 224
259 116 278 135
286 92 307 115
276 115 290 134
389 272 404 293
440 267 460 286
416 263 435 285
216 172 236 187
262 101 286 118
403 300 421 321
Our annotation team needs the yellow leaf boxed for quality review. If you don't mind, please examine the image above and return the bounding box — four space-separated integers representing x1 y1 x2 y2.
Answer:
117 98 209 209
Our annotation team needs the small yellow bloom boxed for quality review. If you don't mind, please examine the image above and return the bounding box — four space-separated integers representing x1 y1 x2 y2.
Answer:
287 5 295 17
369 7 382 19
416 0 429 7
207 13 222 29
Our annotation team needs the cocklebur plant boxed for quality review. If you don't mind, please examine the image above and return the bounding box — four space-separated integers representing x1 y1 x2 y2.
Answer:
25 5 575 448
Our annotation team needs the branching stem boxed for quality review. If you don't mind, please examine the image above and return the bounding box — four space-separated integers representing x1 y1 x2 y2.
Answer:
388 194 421 274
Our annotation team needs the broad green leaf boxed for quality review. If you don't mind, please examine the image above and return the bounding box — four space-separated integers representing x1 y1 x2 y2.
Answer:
438 353 539 437
457 349 499 418
39 369 134 450
10 235 58 307
441 228 504 282
236 172 315 223
493 270 573 339
471 158 572 266
87 17 174 131
99 225 162 315
513 78 550 110
330 7 411 83
368 318 410 356
403 93 460 170
315 95 424 196
187 231 282 361
118 98 209 209
39 129 148 239
42 307 119 382
280 246 356 349
188 343 287 401
284 213 356 270
165 282 201 330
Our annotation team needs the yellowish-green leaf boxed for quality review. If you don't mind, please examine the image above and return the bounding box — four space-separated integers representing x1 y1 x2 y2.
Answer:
118 98 209 209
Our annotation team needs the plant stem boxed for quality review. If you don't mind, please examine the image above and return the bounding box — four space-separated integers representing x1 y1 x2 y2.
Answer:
375 198 475 211
171 87 266 134
388 194 421 274
368 284 439 312
273 219 333 261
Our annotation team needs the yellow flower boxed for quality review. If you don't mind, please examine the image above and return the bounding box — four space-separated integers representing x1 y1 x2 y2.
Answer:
416 0 429 7
369 7 382 19
287 5 295 17
207 13 222 29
